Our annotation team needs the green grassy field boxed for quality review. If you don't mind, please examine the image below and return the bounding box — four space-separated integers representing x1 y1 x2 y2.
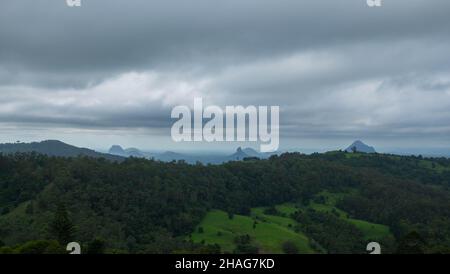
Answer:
307 191 392 241
190 209 314 254
419 159 450 173
0 201 49 246
190 190 393 253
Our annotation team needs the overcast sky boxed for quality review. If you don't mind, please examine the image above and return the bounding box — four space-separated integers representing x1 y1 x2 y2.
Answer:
1 0 450 152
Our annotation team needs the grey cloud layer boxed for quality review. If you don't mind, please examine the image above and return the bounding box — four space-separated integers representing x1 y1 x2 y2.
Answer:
1 0 450 148
2 0 449 84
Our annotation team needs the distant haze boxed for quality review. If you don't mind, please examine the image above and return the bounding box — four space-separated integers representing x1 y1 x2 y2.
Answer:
1 0 450 153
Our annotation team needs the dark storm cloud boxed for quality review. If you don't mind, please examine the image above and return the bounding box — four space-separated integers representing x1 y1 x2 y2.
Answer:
1 0 450 87
1 0 450 148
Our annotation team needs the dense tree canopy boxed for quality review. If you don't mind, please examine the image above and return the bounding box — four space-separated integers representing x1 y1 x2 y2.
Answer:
0 151 450 253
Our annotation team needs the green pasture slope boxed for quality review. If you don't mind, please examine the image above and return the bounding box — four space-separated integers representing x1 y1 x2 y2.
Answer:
190 191 393 253
189 209 314 254
308 191 392 241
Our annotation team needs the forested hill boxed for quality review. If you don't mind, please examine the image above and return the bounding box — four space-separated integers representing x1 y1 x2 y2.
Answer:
0 140 124 161
1 151 450 254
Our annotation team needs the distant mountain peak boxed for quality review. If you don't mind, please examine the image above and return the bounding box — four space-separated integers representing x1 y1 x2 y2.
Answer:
242 147 260 157
109 145 126 155
345 140 376 153
230 147 248 160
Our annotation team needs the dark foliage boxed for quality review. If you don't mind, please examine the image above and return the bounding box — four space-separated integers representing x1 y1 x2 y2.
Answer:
0 152 449 253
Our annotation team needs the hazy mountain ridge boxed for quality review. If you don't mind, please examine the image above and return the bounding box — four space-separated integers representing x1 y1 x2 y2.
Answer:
108 145 277 164
0 140 124 161
2 140 449 166
345 140 376 153
0 140 275 164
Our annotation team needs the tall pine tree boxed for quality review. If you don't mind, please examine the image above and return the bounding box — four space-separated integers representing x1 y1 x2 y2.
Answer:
50 203 74 245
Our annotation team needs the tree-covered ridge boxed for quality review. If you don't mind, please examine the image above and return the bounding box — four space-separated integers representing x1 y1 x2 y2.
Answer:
0 151 450 253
